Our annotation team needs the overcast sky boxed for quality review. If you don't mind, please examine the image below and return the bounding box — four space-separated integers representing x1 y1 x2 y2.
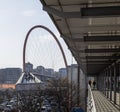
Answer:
0 0 75 70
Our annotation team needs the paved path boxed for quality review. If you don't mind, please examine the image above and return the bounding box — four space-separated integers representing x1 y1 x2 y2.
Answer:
92 90 120 112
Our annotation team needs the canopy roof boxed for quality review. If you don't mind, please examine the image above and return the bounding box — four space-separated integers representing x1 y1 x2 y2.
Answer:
40 0 120 75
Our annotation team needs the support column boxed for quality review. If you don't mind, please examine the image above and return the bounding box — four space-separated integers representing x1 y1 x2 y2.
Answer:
103 70 106 95
70 65 73 108
79 67 87 111
105 69 107 96
98 74 103 91
106 68 109 98
77 65 80 106
119 63 120 107
101 73 104 93
114 64 117 104
103 72 106 95
110 66 113 101
96 75 99 90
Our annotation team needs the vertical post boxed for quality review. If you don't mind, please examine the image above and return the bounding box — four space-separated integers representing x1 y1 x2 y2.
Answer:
103 70 106 95
114 64 117 104
105 69 107 96
77 65 80 106
118 62 120 109
118 63 120 108
110 66 112 101
116 64 119 105
102 73 104 93
70 65 73 108
106 68 109 98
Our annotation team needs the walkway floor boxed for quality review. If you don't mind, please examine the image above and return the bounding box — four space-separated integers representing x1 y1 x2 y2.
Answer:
92 90 120 112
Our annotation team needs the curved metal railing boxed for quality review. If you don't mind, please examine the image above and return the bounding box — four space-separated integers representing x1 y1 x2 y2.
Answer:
87 84 96 112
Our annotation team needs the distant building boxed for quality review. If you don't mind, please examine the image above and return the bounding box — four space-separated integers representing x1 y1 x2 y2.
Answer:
45 68 54 76
68 65 77 84
25 64 57 81
25 62 33 72
33 66 55 81
68 64 78 84
59 68 67 78
36 66 45 75
0 68 22 84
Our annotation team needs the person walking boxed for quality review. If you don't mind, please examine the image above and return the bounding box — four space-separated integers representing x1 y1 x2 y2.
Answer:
93 80 96 89
88 80 92 87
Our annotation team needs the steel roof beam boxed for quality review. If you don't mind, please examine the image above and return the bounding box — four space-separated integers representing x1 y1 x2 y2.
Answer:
43 5 81 18
81 6 120 17
85 55 120 59
74 48 120 53
43 5 120 18
85 60 111 63
72 35 120 42
70 25 120 33
84 48 120 53
81 61 111 65
84 35 120 41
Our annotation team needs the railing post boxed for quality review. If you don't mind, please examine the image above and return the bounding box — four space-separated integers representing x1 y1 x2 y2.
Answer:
114 64 117 104
110 66 112 101
106 68 109 98
77 65 80 106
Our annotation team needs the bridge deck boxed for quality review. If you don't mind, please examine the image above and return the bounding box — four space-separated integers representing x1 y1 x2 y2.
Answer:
92 90 120 112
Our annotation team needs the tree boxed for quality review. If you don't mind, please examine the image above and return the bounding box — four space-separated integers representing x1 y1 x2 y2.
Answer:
17 84 44 112
47 77 69 112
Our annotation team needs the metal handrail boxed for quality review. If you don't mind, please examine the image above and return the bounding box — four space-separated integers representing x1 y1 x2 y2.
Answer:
87 84 96 112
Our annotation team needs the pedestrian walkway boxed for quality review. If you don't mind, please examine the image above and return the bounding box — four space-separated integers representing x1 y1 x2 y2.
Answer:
92 90 120 112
